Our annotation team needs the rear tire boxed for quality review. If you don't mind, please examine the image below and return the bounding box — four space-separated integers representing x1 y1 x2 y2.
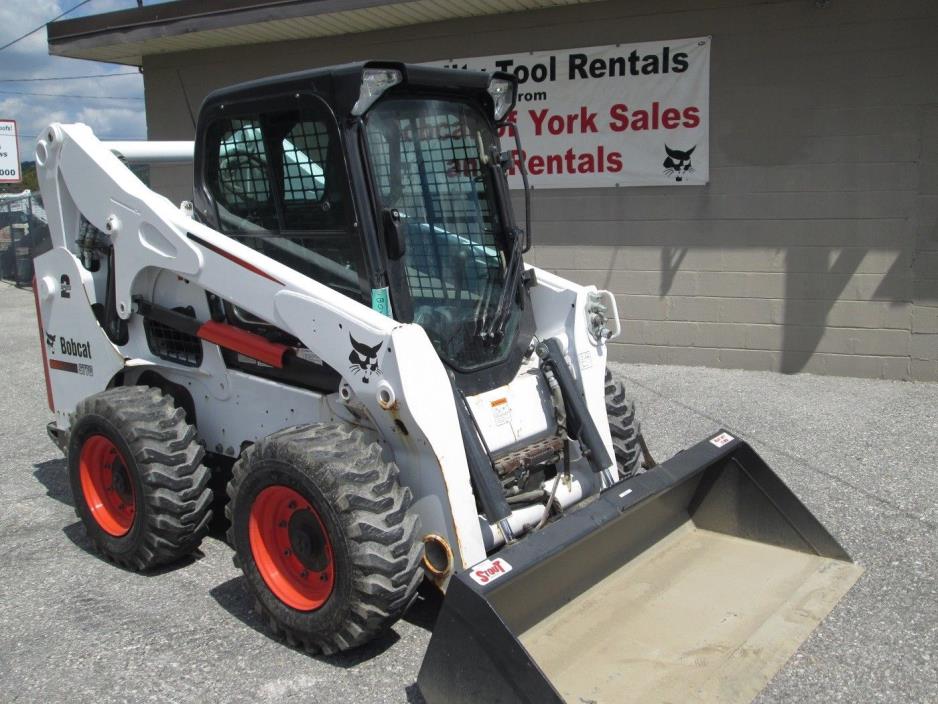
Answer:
227 423 423 654
604 369 642 479
68 386 213 570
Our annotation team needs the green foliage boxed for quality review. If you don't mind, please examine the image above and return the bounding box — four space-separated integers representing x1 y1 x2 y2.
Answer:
0 161 38 194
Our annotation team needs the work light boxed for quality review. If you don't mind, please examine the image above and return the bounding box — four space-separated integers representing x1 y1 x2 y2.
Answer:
487 77 515 121
352 68 403 115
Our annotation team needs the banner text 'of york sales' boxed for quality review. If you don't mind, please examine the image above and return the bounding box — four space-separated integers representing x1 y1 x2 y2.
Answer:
431 37 710 188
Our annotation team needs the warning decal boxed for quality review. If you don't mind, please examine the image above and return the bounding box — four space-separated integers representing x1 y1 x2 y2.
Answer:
710 432 735 448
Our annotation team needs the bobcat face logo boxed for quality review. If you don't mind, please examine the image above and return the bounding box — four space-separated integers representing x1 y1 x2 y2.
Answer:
663 145 696 182
45 331 56 355
348 334 382 384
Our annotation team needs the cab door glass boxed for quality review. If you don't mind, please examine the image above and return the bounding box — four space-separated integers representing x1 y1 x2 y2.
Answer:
206 101 366 303
214 119 277 231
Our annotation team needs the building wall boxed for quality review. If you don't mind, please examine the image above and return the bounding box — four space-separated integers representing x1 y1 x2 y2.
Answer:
142 0 938 381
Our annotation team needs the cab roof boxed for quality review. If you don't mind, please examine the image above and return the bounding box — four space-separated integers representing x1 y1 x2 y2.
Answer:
199 61 508 122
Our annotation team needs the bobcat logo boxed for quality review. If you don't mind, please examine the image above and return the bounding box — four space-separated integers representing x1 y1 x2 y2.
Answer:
45 331 56 355
348 334 382 384
663 144 696 182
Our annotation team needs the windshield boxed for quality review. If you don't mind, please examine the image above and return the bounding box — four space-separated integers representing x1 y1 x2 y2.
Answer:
364 98 521 371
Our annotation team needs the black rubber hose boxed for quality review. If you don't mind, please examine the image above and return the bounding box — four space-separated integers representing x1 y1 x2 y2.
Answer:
537 338 613 473
451 379 513 525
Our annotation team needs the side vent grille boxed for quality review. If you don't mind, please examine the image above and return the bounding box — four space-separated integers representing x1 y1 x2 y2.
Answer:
144 306 203 367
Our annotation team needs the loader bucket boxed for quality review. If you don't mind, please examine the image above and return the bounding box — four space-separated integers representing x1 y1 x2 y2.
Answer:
418 432 862 704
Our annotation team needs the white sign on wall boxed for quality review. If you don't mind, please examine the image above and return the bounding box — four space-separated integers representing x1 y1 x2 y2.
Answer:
431 37 710 188
0 120 20 183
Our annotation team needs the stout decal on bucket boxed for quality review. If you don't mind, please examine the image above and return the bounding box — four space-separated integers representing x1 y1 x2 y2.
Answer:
469 558 513 586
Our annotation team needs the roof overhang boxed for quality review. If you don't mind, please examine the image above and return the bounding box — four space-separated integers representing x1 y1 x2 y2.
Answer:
48 0 598 66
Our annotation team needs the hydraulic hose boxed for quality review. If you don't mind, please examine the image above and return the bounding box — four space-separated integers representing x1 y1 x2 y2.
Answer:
450 379 514 533
536 338 613 473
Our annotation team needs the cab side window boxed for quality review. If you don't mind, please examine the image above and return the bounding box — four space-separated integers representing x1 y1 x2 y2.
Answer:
214 119 277 231
205 99 366 303
282 120 329 205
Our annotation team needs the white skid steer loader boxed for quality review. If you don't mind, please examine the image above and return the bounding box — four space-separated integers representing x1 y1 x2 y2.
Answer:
32 62 861 703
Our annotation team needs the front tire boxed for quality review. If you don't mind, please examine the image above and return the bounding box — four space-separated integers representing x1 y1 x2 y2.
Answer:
604 369 643 479
68 386 213 570
227 423 423 654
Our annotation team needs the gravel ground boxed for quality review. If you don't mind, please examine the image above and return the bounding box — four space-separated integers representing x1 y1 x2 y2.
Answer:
0 281 935 703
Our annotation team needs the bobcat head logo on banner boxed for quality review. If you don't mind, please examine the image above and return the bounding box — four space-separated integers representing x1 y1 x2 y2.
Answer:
663 144 696 182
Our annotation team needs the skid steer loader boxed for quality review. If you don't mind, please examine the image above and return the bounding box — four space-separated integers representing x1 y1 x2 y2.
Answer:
31 62 861 703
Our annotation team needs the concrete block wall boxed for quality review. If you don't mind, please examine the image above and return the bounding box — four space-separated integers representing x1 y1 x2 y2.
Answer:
910 105 938 380
142 0 938 380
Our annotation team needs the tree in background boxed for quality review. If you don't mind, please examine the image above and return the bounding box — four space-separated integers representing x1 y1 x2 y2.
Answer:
0 162 38 194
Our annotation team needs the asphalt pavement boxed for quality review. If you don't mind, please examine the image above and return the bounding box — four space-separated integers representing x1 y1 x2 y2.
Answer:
0 281 935 703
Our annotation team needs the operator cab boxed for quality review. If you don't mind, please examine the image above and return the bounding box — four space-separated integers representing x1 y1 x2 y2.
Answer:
192 62 534 394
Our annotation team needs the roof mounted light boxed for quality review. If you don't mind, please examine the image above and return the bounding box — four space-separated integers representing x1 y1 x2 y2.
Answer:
352 68 403 116
487 77 515 122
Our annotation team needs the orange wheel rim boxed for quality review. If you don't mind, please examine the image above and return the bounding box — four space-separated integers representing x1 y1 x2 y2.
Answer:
249 485 335 611
79 434 136 537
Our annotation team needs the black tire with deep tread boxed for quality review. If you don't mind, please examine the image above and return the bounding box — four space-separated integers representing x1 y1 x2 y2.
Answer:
604 369 642 479
226 423 423 655
68 386 213 570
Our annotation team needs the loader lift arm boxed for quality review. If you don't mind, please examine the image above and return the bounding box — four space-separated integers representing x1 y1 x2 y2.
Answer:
34 119 489 572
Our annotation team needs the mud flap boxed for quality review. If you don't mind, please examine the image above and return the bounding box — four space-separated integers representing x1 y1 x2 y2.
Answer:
417 432 862 704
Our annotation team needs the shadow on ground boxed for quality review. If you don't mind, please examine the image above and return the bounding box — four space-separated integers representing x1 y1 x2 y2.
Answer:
33 458 71 506
403 583 443 631
405 683 427 703
210 575 443 668
399 586 446 704
61 520 202 575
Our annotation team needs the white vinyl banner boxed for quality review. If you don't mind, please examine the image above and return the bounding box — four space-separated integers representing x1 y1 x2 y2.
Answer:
431 37 710 188
0 120 20 183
